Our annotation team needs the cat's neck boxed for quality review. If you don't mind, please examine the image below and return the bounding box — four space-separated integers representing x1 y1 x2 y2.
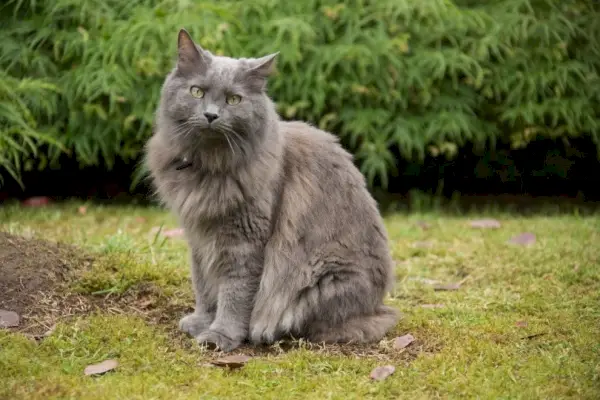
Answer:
179 123 283 176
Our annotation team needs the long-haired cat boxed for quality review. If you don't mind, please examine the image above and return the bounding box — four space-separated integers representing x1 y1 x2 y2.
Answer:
145 29 398 351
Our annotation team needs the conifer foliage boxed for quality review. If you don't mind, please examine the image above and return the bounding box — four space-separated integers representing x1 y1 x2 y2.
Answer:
1 0 598 188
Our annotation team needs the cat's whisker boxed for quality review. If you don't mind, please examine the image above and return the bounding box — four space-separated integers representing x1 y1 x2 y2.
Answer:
223 132 236 157
172 123 197 139
219 126 245 156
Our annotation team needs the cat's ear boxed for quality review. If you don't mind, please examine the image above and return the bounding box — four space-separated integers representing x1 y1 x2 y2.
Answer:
176 28 210 75
248 52 279 77
244 52 279 91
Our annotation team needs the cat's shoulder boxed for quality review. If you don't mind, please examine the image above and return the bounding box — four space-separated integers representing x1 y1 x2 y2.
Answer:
278 120 365 186
279 120 349 158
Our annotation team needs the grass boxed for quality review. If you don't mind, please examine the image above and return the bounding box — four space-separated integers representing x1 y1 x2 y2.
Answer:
1 201 599 399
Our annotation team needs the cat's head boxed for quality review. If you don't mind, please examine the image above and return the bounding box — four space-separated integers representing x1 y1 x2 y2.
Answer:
157 29 279 154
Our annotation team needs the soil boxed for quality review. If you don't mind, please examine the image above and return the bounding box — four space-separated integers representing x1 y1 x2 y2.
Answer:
0 232 188 338
0 232 93 335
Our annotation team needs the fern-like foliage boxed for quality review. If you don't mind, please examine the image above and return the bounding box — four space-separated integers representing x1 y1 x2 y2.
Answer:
1 0 599 188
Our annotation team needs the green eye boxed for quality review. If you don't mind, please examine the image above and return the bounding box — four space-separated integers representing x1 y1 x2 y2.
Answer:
226 95 241 105
190 86 204 98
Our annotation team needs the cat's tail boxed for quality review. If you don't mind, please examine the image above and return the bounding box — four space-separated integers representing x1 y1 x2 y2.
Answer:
308 305 399 344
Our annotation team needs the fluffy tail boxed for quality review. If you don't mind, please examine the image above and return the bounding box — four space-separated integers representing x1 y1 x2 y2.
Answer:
308 305 398 344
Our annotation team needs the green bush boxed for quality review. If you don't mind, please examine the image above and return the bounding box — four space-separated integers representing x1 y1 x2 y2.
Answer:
1 0 599 188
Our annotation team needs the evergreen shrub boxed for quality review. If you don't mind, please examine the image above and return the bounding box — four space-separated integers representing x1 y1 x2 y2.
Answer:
1 0 598 189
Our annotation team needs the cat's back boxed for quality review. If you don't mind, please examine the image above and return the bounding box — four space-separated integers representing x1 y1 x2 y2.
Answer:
277 120 385 240
279 120 362 184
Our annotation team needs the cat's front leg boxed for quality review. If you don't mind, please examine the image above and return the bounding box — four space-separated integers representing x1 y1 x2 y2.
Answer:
195 256 261 352
179 254 215 337
179 312 213 337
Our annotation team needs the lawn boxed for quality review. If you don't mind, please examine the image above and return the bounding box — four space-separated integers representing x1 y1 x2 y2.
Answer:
1 201 599 399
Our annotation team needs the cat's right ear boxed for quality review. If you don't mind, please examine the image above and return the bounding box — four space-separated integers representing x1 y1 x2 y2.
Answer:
176 28 210 75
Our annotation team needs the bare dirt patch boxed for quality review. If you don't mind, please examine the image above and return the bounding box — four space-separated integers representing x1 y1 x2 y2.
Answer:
0 231 95 334
0 232 186 337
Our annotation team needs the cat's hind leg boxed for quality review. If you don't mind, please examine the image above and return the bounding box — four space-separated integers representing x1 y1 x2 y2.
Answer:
278 269 399 344
306 305 398 343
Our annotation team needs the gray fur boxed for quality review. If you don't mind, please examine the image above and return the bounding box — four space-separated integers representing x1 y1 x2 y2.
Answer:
145 29 398 351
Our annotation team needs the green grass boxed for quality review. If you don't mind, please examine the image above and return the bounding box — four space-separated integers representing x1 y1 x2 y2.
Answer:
1 202 599 399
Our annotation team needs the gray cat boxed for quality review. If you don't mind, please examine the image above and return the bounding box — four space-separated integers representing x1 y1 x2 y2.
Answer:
145 29 398 352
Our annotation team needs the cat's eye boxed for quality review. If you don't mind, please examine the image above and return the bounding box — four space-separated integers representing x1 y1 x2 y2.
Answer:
190 86 204 98
226 95 242 105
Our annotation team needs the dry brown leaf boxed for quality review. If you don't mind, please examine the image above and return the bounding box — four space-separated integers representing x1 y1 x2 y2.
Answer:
84 359 119 376
469 219 501 229
393 334 415 350
210 355 252 369
508 232 536 246
369 365 395 381
433 282 461 291
0 310 20 328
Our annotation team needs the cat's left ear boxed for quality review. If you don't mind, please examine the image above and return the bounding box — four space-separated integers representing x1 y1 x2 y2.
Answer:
245 52 279 90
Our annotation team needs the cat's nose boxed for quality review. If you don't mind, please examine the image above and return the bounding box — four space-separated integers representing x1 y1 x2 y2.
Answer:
204 112 219 123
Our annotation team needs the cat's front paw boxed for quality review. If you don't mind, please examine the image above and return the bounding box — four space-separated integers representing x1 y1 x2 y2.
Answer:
179 313 211 337
195 330 241 352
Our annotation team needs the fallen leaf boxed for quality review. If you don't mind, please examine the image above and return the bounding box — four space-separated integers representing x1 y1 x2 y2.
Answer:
369 365 395 381
210 355 252 369
515 320 528 328
393 334 415 350
0 310 19 328
469 219 501 229
433 282 461 291
21 196 51 207
508 232 536 246
78 205 87 215
84 359 118 376
420 304 445 309
415 221 431 230
162 228 184 238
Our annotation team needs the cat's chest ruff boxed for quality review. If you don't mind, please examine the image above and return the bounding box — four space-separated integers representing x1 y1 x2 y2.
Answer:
172 167 247 220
